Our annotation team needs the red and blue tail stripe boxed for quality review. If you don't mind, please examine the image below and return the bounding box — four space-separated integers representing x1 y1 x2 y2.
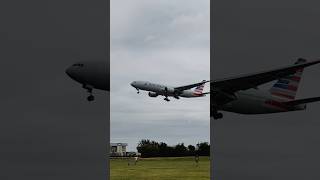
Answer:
193 80 206 95
269 59 306 101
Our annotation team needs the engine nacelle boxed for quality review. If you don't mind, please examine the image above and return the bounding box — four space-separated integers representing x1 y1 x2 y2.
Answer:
163 87 175 94
148 92 158 97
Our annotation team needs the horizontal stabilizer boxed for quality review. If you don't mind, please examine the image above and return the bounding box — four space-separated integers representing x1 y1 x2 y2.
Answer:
284 97 320 106
212 59 320 93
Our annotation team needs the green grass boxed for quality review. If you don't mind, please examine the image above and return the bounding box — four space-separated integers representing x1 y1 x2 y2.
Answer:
110 156 210 180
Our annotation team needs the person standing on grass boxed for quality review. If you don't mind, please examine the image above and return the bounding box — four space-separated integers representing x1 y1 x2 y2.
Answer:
127 155 138 166
127 155 133 166
194 154 199 167
134 156 138 165
127 155 130 166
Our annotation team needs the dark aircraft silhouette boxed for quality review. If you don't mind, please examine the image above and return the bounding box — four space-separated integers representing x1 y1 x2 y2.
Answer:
66 61 109 101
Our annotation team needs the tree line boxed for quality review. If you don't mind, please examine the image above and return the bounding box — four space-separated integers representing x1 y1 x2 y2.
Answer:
136 139 210 158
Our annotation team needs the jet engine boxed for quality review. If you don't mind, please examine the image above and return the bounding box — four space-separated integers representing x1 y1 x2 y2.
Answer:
148 92 158 97
163 87 175 94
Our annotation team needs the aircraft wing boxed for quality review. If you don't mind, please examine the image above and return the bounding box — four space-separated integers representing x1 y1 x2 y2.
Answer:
212 59 320 93
174 80 209 92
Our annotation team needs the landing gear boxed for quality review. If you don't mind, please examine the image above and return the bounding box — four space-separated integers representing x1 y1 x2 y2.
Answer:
212 108 223 120
87 95 95 102
163 87 170 102
136 88 140 94
213 112 223 120
173 94 180 99
83 84 95 102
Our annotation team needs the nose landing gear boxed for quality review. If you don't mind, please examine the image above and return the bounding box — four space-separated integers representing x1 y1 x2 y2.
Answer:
212 109 223 120
136 88 140 94
164 97 170 101
213 112 223 120
83 84 95 102
87 94 95 102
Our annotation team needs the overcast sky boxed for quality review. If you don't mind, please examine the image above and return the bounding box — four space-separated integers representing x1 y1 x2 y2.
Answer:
111 0 210 151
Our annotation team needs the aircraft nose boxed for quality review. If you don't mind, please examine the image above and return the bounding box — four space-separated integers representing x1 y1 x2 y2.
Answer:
131 81 139 88
65 66 78 80
65 63 86 83
65 66 73 77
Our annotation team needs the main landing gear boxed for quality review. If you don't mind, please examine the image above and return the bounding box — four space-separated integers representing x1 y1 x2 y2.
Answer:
87 94 95 102
213 113 223 120
163 87 170 102
173 95 180 99
213 109 223 120
83 84 95 102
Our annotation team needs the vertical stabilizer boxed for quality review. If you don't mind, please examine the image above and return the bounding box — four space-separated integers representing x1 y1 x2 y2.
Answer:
193 80 206 94
269 58 306 100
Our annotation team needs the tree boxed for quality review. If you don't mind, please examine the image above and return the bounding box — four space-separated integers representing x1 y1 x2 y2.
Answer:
137 139 159 158
158 142 168 157
174 143 187 156
196 142 210 156
188 145 196 155
136 139 210 157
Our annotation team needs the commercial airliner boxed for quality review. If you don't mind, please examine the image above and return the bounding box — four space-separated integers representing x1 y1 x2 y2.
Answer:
65 61 109 101
212 58 320 119
65 59 320 119
65 61 208 102
130 80 210 101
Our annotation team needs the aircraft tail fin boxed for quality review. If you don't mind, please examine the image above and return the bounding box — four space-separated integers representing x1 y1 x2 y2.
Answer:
193 80 206 94
270 58 306 100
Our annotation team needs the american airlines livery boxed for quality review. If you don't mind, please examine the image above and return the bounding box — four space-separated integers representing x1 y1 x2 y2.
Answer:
212 58 320 119
130 80 210 101
65 59 320 120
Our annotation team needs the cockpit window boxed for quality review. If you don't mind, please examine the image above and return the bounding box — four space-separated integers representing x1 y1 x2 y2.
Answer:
73 63 84 67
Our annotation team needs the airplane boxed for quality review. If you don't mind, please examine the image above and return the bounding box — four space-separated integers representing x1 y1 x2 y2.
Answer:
130 80 210 101
211 58 320 120
65 61 109 101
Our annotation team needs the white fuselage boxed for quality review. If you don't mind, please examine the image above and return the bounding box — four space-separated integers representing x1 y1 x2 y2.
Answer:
219 89 306 114
131 81 204 98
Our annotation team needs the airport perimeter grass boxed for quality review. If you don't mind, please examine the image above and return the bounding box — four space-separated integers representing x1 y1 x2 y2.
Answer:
110 156 210 180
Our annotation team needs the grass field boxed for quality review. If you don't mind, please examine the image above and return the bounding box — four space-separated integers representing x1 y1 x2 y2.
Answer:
110 156 210 180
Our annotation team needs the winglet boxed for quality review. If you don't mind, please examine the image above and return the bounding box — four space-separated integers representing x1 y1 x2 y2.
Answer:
298 59 320 67
295 58 307 64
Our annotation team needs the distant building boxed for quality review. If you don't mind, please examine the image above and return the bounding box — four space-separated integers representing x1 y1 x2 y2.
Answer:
110 143 127 157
